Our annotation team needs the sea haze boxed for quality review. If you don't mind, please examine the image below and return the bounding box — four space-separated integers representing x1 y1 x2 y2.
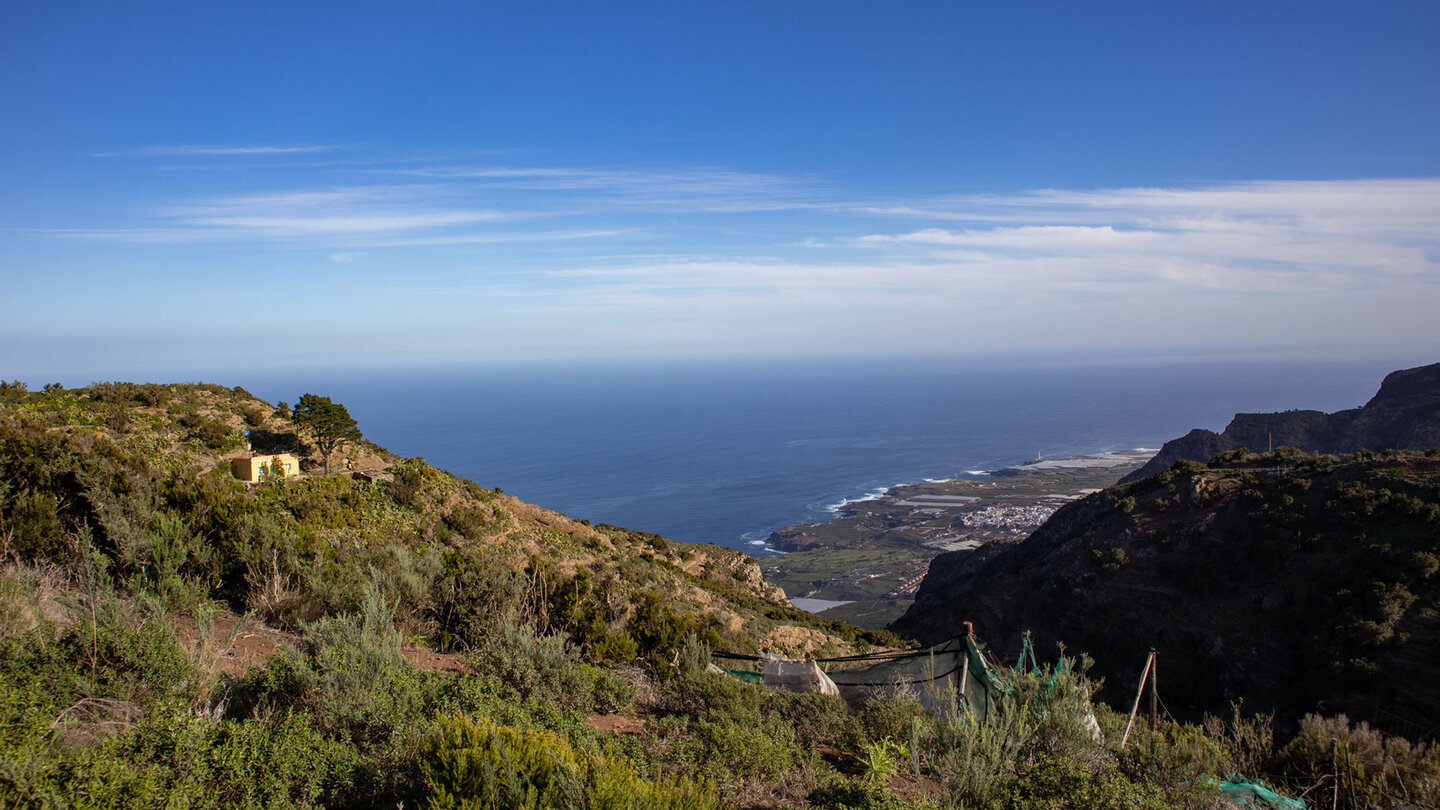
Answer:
239 356 1406 552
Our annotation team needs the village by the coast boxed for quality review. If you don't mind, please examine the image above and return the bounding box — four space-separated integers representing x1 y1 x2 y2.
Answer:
762 451 1156 627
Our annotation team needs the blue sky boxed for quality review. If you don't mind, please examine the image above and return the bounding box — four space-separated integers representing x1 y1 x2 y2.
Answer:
3 1 1438 381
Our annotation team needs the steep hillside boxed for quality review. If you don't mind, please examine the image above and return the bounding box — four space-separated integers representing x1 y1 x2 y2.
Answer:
895 449 1440 734
0 381 888 661
1121 362 1440 483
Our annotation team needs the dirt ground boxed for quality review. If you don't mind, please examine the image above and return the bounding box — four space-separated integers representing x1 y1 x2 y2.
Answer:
584 713 645 734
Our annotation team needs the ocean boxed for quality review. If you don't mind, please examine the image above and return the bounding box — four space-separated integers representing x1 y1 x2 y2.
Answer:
236 355 1412 552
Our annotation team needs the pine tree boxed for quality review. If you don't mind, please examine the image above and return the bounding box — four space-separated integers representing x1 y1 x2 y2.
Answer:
292 393 362 473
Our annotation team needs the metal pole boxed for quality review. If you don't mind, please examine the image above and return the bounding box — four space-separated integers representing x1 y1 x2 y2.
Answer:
959 651 970 714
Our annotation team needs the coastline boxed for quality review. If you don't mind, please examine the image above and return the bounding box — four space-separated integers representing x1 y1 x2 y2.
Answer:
763 449 1157 628
829 449 1157 511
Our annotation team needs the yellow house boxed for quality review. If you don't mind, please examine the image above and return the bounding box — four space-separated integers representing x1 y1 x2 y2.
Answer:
229 452 300 482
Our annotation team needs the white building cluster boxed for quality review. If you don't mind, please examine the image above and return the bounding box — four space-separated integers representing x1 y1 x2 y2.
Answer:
958 503 1056 529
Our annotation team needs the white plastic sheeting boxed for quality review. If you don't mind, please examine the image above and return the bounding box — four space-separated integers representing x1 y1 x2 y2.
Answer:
760 654 841 698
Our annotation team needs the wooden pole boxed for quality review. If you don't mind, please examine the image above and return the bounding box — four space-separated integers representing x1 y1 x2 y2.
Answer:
1331 738 1340 810
1120 651 1154 748
1149 649 1159 732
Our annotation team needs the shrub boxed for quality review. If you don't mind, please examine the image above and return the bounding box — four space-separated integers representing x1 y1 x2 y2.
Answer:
126 511 212 610
431 551 541 651
240 406 266 428
1008 755 1168 810
689 712 798 786
443 505 499 540
858 738 908 786
857 694 927 748
626 591 723 676
919 659 1129 808
663 663 767 719
923 692 1033 807
1275 713 1440 809
592 667 637 715
806 779 934 810
1 710 358 809
774 690 860 751
471 625 608 714
420 714 720 810
1114 721 1224 806
1202 701 1275 777
7 490 67 558
53 612 197 706
116 710 359 808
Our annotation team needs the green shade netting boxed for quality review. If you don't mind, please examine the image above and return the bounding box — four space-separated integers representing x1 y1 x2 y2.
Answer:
1217 775 1305 809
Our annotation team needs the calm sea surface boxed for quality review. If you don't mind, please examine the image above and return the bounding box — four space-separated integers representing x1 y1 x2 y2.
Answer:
236 356 1409 552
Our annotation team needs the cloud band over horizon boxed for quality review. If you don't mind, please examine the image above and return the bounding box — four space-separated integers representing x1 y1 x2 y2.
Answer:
5 148 1440 374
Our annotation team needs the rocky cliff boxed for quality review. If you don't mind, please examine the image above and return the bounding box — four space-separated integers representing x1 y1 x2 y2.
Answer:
1121 363 1440 483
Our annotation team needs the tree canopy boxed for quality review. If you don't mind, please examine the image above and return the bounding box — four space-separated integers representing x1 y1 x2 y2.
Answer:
292 393 362 472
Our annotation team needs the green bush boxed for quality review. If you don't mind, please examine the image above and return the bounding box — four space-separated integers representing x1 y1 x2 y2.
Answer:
470 625 623 715
1008 755 1168 810
806 779 935 810
431 551 538 651
7 489 67 558
858 738 908 786
420 713 719 810
1114 721 1224 806
1202 701 1276 777
686 712 800 788
917 660 1141 808
857 694 927 748
923 693 1033 807
123 511 213 610
53 613 197 706
663 663 765 718
591 667 637 715
0 603 362 809
1 710 359 809
626 591 723 675
123 710 358 808
774 690 860 751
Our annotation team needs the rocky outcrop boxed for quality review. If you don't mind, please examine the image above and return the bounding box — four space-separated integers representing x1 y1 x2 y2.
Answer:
1121 363 1440 483
684 545 789 603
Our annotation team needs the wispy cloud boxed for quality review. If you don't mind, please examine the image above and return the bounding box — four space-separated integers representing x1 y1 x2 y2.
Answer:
93 144 340 157
834 179 1440 294
380 164 825 212
67 185 529 242
42 159 827 245
30 161 1440 356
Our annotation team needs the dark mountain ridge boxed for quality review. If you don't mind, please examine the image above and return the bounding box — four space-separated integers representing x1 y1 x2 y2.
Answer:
893 449 1440 735
1121 362 1440 483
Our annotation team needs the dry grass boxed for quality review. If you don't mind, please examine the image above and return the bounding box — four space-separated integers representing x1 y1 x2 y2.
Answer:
0 557 77 639
49 697 144 749
245 548 304 627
